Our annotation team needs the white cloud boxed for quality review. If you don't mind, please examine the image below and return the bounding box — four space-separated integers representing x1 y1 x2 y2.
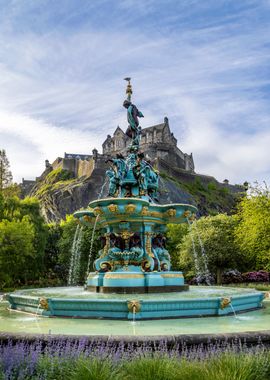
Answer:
0 110 101 181
0 1 270 185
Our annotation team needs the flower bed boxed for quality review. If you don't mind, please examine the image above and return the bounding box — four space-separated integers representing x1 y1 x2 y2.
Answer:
1 336 270 379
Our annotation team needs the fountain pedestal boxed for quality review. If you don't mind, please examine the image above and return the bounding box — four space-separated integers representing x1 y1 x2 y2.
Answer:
86 270 188 293
74 197 196 293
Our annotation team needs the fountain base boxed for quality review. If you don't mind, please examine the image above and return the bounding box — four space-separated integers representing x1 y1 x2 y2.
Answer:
88 285 189 294
86 270 187 293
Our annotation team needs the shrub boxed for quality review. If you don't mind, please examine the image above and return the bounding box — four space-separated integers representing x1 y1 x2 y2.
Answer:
188 273 215 285
222 269 243 284
242 270 269 283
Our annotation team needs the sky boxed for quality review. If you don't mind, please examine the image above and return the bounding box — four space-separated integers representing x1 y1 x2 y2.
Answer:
0 0 270 185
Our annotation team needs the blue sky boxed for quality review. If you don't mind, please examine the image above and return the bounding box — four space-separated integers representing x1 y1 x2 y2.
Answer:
0 0 270 184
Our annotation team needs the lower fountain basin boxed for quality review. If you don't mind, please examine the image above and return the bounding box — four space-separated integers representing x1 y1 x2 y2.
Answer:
6 286 264 320
1 299 270 337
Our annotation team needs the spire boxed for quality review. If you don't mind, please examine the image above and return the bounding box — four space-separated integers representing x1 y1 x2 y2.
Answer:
124 77 132 101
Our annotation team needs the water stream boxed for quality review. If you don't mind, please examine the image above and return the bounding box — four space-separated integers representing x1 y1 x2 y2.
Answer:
230 303 237 318
98 177 108 199
68 225 83 285
192 221 212 285
186 218 201 281
86 214 100 276
159 176 172 203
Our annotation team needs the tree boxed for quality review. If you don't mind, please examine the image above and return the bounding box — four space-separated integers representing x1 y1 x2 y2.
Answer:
234 183 270 271
166 224 189 270
0 196 48 287
0 216 35 288
179 214 247 284
0 150 13 193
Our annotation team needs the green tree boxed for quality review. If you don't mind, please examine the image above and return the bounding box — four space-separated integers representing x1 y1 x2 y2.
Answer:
179 214 246 284
235 183 270 271
0 217 35 288
0 150 12 193
166 224 189 270
0 196 48 286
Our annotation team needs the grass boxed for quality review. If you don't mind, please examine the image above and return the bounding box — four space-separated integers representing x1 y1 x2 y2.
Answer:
2 352 270 380
160 171 238 215
226 283 270 292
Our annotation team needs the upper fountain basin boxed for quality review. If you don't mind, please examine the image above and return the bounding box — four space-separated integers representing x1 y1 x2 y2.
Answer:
74 198 198 228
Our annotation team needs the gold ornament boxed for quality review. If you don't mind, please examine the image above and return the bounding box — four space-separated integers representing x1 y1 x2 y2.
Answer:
166 208 176 217
183 210 191 218
39 297 49 310
107 204 118 213
125 204 137 213
141 206 149 216
127 300 141 313
145 231 154 257
83 215 92 222
121 230 133 241
93 207 103 216
220 297 231 310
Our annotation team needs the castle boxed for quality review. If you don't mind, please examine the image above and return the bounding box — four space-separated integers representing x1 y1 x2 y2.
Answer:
44 117 194 179
21 116 240 202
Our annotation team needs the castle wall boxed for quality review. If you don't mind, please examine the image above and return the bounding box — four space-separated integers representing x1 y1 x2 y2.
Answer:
52 157 64 171
51 157 95 178
77 158 95 177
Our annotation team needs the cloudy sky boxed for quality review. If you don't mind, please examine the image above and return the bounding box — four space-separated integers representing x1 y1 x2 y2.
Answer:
0 0 270 184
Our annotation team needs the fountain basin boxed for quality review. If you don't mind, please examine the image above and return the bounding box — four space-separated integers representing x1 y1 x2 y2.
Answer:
6 286 264 320
74 198 197 228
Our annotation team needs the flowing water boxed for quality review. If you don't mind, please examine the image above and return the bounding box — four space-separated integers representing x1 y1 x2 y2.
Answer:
98 177 108 199
187 218 201 280
86 214 100 275
192 221 212 285
68 225 83 285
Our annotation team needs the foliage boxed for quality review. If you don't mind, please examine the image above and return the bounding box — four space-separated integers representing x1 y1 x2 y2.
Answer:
221 269 243 284
160 171 241 216
35 168 76 197
235 183 270 271
0 217 35 288
1 183 21 199
0 149 12 192
46 168 74 182
0 196 48 289
0 338 270 380
179 214 247 284
166 224 189 270
242 270 269 283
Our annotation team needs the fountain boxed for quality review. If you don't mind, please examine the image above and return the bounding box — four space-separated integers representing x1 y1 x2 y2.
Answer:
4 80 264 325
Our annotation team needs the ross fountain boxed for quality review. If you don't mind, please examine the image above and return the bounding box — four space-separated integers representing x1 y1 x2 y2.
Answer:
5 80 264 324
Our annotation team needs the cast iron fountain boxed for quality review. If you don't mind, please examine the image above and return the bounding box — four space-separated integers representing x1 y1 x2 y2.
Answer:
5 80 264 322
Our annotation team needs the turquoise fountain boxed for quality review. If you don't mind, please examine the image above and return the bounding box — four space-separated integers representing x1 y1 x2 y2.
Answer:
6 80 264 322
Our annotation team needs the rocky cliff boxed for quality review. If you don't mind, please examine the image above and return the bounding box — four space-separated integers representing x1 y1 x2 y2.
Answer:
29 159 244 223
